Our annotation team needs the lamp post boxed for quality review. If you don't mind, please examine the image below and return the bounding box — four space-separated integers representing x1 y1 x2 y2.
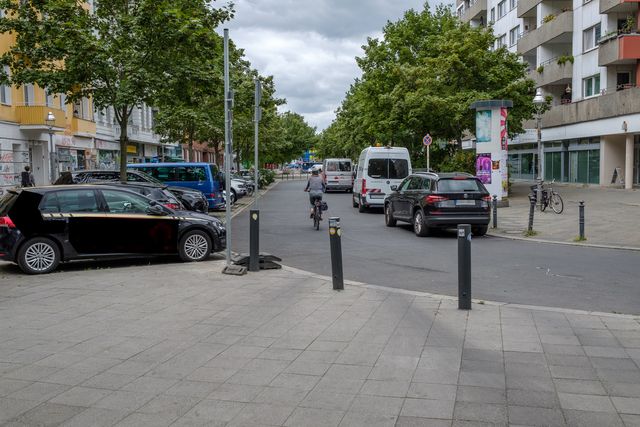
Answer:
45 111 56 184
533 88 546 211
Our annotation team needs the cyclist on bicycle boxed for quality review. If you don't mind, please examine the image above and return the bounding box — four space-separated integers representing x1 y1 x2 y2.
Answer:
304 169 326 218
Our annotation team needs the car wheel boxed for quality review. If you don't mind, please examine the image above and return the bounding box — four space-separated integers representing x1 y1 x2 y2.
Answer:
358 196 367 213
413 209 430 237
17 237 60 274
472 226 488 236
352 195 358 208
384 203 397 227
178 230 212 262
230 189 237 203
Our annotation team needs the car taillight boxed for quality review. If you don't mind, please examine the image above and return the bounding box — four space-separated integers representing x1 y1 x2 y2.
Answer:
0 216 15 228
482 195 492 202
361 178 367 195
164 203 181 210
425 195 448 204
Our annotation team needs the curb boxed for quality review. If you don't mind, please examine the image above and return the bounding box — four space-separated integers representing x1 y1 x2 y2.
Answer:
487 230 640 252
280 265 640 320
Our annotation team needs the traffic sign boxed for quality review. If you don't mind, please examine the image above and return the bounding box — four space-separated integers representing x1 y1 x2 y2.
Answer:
423 134 433 146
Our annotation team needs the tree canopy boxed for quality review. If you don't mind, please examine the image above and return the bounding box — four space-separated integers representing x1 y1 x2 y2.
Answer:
316 4 535 167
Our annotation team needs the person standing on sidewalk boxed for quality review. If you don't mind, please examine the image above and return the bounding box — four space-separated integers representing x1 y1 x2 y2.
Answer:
20 166 35 187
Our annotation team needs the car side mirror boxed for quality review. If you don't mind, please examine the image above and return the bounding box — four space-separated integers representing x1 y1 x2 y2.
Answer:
146 204 166 216
390 185 398 191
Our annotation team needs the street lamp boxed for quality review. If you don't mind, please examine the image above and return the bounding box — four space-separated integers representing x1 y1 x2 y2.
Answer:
45 111 57 184
533 88 546 210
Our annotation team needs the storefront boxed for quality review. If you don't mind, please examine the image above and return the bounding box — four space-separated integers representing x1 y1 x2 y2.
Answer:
55 135 96 173
635 135 640 185
95 139 120 170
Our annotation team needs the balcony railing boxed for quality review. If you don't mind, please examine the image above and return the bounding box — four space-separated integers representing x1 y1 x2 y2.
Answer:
598 33 640 66
530 56 573 87
600 0 640 14
460 0 487 23
517 10 573 54
15 105 66 128
540 85 640 128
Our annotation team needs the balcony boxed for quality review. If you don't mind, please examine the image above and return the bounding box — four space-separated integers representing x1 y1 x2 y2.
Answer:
540 86 640 128
70 116 96 135
460 0 487 24
600 0 640 14
599 33 640 66
530 57 573 87
518 0 542 17
517 11 573 55
15 105 66 130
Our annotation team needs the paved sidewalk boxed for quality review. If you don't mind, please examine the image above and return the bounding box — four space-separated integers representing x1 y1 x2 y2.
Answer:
1 261 639 426
489 182 640 250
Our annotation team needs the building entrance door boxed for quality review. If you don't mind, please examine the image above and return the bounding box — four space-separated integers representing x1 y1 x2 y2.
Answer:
634 138 639 185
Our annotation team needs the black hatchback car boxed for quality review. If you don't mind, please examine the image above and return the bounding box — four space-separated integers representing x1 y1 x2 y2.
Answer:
0 185 226 274
384 172 491 236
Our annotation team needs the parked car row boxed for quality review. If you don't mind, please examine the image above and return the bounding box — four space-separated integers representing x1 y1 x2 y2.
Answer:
0 185 226 274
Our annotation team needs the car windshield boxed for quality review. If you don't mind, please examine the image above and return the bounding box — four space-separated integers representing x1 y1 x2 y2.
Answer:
437 178 483 192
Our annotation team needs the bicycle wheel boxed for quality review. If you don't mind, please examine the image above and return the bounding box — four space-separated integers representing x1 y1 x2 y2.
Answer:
540 195 547 212
550 192 564 214
314 213 320 230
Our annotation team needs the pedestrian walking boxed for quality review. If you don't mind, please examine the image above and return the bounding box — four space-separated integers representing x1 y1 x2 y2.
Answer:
20 166 35 187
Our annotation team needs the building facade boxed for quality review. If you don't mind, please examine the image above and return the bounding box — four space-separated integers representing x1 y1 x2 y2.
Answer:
458 0 639 188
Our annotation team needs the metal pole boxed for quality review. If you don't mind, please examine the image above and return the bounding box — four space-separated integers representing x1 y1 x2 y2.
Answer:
223 29 232 267
536 113 543 211
457 224 471 310
254 78 261 208
492 195 498 229
249 210 259 271
579 200 585 240
329 217 344 290
528 195 535 233
48 129 55 184
427 145 430 171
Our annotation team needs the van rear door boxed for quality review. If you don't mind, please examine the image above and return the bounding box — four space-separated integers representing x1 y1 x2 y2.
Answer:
366 155 410 200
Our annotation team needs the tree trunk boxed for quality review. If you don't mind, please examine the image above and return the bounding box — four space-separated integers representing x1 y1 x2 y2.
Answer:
118 106 130 183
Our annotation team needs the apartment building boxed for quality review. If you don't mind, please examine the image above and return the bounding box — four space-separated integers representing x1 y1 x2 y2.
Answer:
457 0 639 188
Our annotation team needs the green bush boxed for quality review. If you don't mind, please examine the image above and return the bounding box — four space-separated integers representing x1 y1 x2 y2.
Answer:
258 168 276 188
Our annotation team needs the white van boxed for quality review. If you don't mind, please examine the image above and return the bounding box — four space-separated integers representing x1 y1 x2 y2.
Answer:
352 146 412 212
322 158 353 192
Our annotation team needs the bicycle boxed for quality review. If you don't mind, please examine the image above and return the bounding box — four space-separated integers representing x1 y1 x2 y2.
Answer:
312 198 322 230
530 180 564 214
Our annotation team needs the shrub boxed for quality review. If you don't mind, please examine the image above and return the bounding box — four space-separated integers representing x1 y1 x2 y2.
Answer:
536 65 544 73
542 14 556 24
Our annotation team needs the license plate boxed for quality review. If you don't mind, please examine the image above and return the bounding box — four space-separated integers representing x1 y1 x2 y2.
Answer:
456 200 476 206
369 193 385 199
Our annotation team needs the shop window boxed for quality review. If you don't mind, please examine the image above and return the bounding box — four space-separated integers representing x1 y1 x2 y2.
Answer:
583 75 600 98
569 149 599 184
583 23 601 52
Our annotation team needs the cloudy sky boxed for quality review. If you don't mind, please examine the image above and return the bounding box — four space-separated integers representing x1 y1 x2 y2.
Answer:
224 1 446 131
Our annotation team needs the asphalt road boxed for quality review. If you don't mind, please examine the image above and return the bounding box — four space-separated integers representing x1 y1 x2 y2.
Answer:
232 180 640 315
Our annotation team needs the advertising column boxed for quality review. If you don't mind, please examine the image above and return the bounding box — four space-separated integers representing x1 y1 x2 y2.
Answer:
469 100 512 204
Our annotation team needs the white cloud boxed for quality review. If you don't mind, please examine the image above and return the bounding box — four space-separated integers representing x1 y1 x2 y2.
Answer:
223 0 450 130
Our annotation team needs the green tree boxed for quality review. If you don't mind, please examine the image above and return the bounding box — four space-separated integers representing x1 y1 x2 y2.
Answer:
325 4 535 168
0 0 232 180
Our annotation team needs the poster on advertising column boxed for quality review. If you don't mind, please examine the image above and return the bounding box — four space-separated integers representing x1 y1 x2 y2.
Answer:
475 110 492 143
476 153 492 184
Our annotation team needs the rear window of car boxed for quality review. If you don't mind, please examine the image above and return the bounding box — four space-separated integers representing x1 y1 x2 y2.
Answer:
325 161 351 172
367 158 409 179
40 189 100 213
437 178 483 192
0 191 18 216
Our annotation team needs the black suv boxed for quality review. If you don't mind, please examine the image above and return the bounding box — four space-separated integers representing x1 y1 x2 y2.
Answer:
71 170 209 213
384 172 491 237
0 185 226 274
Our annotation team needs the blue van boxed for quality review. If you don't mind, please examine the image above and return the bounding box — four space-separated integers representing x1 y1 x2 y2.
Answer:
127 162 225 210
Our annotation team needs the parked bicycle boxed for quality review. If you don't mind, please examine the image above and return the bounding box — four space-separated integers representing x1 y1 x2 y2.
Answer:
530 180 564 214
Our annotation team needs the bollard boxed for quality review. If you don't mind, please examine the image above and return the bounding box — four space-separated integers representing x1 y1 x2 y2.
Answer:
249 210 260 271
329 217 344 290
579 200 585 240
528 195 535 233
492 195 498 229
458 224 472 310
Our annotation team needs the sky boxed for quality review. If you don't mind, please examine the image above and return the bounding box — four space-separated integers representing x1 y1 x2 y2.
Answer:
224 0 438 132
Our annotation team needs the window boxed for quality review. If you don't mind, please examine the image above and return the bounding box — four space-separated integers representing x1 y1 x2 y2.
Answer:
407 177 423 190
497 0 506 18
1 65 11 105
583 23 601 51
583 74 601 97
509 26 520 46
23 84 34 106
101 189 150 214
325 161 351 172
496 34 507 48
45 89 54 107
366 159 409 180
398 177 412 191
509 0 517 10
437 179 483 192
490 8 495 22
42 190 100 213
176 166 207 182
59 93 66 112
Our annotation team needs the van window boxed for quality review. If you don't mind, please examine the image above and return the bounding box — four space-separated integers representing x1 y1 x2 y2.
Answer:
326 161 351 172
437 178 483 192
367 158 409 179
175 166 206 182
